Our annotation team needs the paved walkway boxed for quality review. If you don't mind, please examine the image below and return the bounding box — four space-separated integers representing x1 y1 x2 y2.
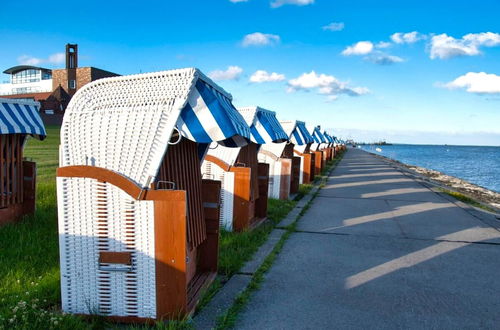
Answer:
236 148 500 329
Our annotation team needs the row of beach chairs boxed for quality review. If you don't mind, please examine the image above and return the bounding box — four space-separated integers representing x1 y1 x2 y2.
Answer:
0 67 345 322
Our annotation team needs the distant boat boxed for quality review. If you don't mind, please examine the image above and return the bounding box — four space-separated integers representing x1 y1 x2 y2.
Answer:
376 147 382 152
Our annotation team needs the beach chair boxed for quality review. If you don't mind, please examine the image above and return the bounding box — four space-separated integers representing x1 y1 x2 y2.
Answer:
323 131 335 161
259 120 309 199
0 99 46 225
56 68 251 321
308 125 327 176
279 121 314 185
201 107 287 232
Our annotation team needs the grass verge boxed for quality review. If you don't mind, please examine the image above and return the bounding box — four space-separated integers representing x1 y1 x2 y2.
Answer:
439 189 496 213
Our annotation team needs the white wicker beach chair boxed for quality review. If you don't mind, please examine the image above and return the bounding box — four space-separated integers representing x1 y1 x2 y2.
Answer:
56 68 251 321
258 119 306 200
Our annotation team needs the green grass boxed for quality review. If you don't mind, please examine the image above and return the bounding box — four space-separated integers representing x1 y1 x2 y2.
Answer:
439 189 496 213
217 198 296 277
0 126 88 329
0 126 305 329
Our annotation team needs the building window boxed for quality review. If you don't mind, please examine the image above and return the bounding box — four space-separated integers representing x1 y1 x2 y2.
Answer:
68 80 76 89
42 71 52 80
11 69 41 84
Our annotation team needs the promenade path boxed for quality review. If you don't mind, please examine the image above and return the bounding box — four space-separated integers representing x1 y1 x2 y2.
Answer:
236 148 500 329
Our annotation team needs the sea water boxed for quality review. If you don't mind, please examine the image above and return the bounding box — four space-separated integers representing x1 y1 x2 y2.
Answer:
359 144 500 193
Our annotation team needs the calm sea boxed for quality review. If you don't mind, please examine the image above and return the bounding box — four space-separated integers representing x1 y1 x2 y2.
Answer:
359 144 500 193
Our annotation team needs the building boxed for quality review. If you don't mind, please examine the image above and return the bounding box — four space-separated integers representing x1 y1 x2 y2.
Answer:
0 44 119 124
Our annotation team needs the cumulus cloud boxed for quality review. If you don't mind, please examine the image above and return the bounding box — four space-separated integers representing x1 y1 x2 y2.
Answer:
442 72 500 94
17 52 65 66
430 32 500 59
322 22 344 32
209 66 243 81
391 31 425 44
341 41 374 56
366 53 404 65
287 71 369 100
249 70 285 83
271 0 314 8
242 32 280 47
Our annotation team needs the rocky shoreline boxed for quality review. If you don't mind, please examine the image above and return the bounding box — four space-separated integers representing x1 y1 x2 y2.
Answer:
365 150 500 211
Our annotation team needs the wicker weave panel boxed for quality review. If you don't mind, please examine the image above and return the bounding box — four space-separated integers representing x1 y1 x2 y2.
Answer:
269 158 282 199
259 141 286 160
205 143 241 167
57 177 156 318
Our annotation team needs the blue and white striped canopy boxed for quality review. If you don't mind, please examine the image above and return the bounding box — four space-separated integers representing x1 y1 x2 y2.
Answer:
289 121 314 146
238 107 288 144
176 78 251 147
310 126 327 144
0 99 46 140
323 132 333 143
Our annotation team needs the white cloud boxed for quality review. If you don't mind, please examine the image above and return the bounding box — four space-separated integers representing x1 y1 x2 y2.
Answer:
430 32 500 59
287 71 369 101
249 70 285 83
270 0 314 8
322 22 344 32
209 66 243 81
17 52 65 66
442 72 500 94
391 31 425 44
376 41 392 49
341 41 374 56
366 53 404 65
242 32 280 47
48 53 65 64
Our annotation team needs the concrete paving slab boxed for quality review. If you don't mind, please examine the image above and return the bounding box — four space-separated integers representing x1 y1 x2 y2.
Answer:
297 196 404 237
319 180 444 202
387 199 500 243
236 232 500 330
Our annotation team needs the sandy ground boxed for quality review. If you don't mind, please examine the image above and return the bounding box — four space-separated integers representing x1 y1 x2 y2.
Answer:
366 150 500 211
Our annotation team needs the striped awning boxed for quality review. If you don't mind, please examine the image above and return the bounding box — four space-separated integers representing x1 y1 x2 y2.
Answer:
238 107 288 144
324 132 333 143
309 125 326 144
287 120 314 146
0 99 46 140
176 79 251 147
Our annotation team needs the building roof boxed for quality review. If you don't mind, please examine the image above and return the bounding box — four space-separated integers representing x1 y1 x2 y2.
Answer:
3 65 51 74
0 92 52 101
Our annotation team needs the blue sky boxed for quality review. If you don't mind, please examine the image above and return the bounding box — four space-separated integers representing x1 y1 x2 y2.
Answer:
1 0 499 145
